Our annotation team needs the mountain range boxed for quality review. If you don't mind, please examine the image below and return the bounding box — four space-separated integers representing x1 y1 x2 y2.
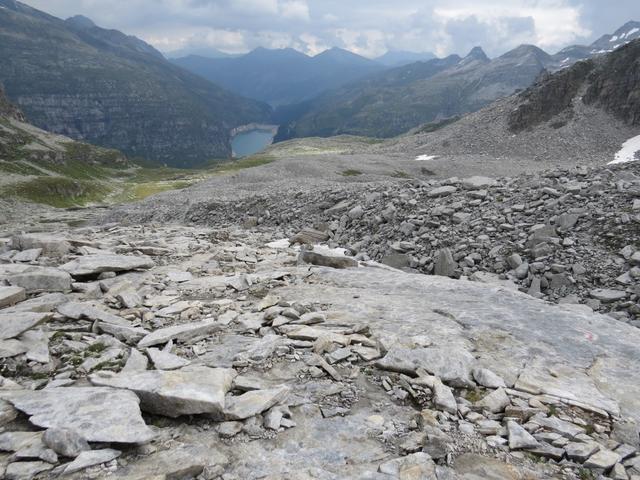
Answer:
0 0 271 167
371 37 640 170
171 47 385 107
1 0 638 169
275 21 640 141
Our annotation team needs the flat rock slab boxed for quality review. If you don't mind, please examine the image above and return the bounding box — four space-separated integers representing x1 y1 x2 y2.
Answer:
63 448 121 475
9 293 68 313
515 357 620 416
375 346 475 388
113 445 227 479
5 460 54 479
90 366 237 417
61 254 154 277
57 301 134 324
0 387 154 444
11 233 71 257
277 264 640 423
0 286 26 308
0 312 51 340
223 386 290 420
147 348 190 370
138 319 221 348
7 267 72 293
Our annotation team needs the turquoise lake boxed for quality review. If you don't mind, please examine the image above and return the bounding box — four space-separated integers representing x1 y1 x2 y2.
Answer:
231 129 275 158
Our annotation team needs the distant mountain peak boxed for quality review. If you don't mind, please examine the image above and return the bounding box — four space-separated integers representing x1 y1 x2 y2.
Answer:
316 47 358 58
590 20 640 52
459 46 489 65
246 47 308 59
65 14 96 29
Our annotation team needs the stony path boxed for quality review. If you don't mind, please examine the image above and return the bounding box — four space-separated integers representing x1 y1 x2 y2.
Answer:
0 220 639 479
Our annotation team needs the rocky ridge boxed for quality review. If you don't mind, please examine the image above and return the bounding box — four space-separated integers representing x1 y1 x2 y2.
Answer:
0 211 638 479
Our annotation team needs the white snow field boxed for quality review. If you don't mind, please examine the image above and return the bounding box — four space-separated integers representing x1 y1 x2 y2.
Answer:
610 134 640 164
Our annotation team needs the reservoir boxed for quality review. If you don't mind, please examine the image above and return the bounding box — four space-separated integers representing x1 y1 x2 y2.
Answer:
231 128 276 158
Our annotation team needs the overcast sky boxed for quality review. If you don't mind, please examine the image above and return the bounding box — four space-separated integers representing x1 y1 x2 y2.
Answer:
22 0 640 58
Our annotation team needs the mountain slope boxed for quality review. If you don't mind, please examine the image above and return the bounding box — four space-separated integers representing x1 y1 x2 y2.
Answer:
0 84 130 206
171 47 385 106
0 0 271 167
550 20 640 67
375 50 436 67
278 45 553 140
374 39 640 171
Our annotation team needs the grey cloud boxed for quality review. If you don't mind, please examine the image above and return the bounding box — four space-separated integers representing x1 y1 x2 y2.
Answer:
20 0 640 58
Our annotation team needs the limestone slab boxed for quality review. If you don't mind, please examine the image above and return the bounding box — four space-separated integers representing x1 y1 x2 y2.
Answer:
0 387 154 444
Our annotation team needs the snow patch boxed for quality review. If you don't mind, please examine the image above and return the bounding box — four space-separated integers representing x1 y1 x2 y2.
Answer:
625 27 639 38
415 154 438 161
266 238 291 249
610 134 640 165
314 245 349 257
610 35 619 42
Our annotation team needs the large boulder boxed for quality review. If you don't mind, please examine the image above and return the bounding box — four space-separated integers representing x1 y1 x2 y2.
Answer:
90 366 237 417
0 387 154 444
10 233 71 257
0 286 26 308
7 267 72 293
0 312 51 340
60 254 154 277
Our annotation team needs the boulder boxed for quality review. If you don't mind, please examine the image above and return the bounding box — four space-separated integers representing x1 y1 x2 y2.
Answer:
63 449 121 475
427 186 457 197
0 387 154 443
299 250 358 269
0 286 26 308
7 267 72 293
432 378 457 414
0 312 51 340
473 368 506 389
223 386 290 420
376 346 475 387
90 366 237 417
507 420 539 449
434 248 456 277
461 176 497 190
590 289 628 303
476 388 511 413
60 254 154 277
11 233 71 257
137 319 222 348
146 348 190 370
5 461 53 480
42 428 90 458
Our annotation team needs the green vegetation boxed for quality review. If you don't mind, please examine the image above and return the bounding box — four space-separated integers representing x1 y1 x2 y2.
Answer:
464 389 484 403
212 155 275 172
6 177 111 208
578 468 596 480
86 342 107 355
390 170 411 179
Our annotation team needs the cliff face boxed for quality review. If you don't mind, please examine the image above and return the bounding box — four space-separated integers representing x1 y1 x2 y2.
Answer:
583 40 640 126
508 39 640 132
0 84 24 122
0 86 127 168
0 0 272 167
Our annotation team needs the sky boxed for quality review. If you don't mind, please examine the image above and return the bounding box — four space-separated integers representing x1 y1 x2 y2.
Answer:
22 0 640 58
